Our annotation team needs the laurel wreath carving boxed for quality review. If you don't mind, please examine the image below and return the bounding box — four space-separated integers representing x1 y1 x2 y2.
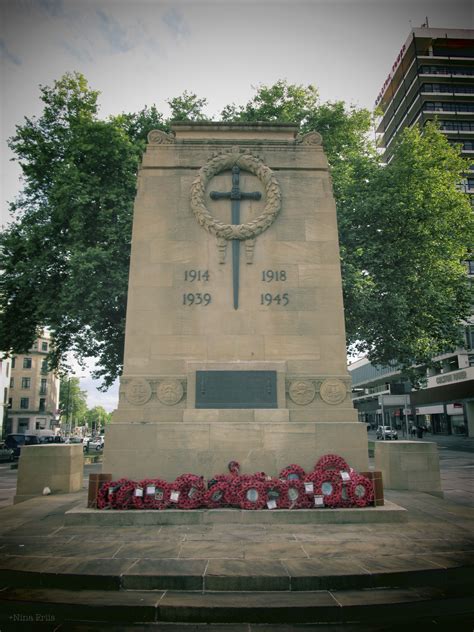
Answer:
190 151 282 241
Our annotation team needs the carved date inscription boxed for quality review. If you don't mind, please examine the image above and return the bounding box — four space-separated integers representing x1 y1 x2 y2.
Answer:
184 269 209 282
261 293 289 306
261 270 287 282
183 293 212 306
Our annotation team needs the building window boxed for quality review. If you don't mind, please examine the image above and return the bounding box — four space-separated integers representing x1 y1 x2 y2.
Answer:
21 377 31 389
40 378 47 395
11 357 16 369
20 397 29 409
8 398 12 409
41 359 48 374
467 260 474 275
3 387 7 404
39 398 46 412
9 377 14 388
41 341 48 352
23 357 32 369
18 418 29 432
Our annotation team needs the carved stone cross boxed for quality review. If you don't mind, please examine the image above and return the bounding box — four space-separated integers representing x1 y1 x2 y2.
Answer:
210 165 261 309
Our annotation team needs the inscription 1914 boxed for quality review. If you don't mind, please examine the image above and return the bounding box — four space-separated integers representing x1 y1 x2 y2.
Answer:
184 270 209 282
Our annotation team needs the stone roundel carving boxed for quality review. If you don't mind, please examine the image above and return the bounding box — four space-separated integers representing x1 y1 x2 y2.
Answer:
157 379 184 406
319 379 347 405
190 150 281 241
288 380 316 406
125 378 152 406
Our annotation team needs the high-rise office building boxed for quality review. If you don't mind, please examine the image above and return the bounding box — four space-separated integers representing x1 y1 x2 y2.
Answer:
350 27 474 438
375 27 474 178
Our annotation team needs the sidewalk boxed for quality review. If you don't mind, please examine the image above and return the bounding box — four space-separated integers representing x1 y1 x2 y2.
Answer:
368 430 474 452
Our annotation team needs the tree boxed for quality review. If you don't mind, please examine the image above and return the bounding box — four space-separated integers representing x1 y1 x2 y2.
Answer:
0 73 141 387
83 406 111 434
59 376 88 430
167 91 208 122
340 122 473 368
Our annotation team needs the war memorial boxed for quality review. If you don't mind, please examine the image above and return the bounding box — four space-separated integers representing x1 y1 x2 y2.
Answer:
3 123 472 628
103 122 369 482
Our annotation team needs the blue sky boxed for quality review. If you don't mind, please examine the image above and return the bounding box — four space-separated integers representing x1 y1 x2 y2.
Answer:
1 0 472 410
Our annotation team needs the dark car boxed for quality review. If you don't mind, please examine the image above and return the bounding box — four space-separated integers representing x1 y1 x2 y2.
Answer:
39 435 65 444
4 434 41 459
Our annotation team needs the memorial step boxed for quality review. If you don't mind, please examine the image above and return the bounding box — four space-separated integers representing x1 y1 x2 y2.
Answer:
1 558 472 594
0 586 473 626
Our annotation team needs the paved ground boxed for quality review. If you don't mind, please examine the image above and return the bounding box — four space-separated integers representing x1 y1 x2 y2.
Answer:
0 487 473 629
0 438 472 628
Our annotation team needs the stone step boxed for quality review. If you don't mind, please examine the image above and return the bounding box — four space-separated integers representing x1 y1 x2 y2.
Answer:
1 555 472 593
65 503 407 526
0 586 473 626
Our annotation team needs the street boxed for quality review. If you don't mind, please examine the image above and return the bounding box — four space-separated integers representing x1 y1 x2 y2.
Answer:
0 438 472 508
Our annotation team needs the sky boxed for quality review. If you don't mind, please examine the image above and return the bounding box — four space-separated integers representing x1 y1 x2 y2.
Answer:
1 0 472 411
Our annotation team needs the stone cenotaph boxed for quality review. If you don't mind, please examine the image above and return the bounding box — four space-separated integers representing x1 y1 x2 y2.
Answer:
103 122 368 480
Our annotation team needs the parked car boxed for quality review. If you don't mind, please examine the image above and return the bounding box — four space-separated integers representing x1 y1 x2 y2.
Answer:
376 426 398 440
0 441 14 462
65 436 83 444
88 436 104 451
38 435 65 444
4 433 41 459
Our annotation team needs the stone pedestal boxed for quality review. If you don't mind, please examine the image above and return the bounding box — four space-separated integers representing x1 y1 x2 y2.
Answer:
14 444 84 504
103 123 367 481
374 440 443 497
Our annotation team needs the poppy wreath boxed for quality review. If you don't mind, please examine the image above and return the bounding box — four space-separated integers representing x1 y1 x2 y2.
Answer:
280 479 313 509
347 474 374 507
140 478 171 510
338 483 353 509
224 474 252 506
173 473 206 509
279 464 306 482
98 478 128 510
238 479 267 510
307 470 343 507
315 454 349 472
114 480 138 510
97 481 114 509
204 480 230 508
207 473 232 489
228 460 241 476
264 478 286 509
225 473 266 506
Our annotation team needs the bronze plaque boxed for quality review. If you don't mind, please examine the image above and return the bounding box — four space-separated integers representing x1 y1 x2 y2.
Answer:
196 371 277 409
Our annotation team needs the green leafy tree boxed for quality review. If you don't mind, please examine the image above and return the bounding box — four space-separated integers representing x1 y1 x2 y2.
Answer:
59 376 88 429
83 405 111 434
167 91 208 122
0 72 141 387
340 122 473 367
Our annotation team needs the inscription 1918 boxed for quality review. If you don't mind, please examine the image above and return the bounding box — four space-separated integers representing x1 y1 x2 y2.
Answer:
261 270 287 282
